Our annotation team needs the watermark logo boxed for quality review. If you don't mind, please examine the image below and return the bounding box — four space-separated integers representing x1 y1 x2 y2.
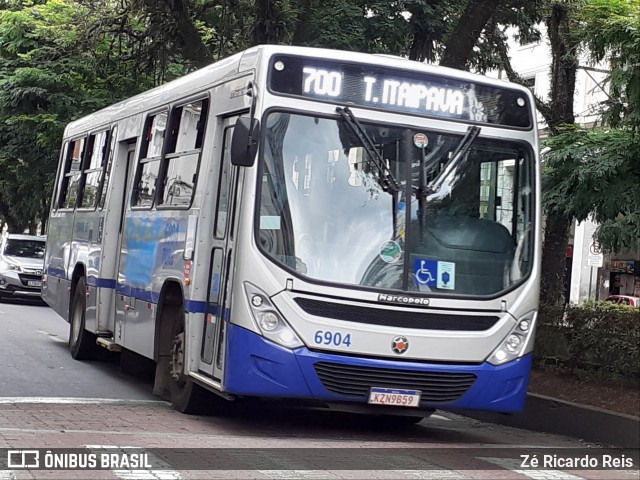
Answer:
7 450 40 468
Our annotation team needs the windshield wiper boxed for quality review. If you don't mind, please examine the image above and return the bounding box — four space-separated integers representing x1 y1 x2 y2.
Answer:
426 125 481 195
336 107 400 194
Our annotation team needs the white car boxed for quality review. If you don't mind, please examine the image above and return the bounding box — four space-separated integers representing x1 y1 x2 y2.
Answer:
0 233 46 300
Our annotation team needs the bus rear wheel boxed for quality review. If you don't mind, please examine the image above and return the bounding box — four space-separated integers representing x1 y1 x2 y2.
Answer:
165 303 207 414
69 276 97 360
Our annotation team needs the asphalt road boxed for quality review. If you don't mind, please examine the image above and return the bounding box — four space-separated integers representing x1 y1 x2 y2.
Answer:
0 298 154 400
1 299 637 479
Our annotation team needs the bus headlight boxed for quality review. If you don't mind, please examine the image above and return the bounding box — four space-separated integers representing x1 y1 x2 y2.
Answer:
257 311 279 331
244 282 304 349
488 311 536 366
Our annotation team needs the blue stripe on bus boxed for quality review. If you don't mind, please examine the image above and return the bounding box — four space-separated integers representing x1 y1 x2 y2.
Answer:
46 268 115 290
87 276 117 289
185 300 208 313
114 283 208 313
45 267 207 313
116 284 155 303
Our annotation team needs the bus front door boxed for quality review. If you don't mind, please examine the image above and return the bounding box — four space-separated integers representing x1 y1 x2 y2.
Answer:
200 119 238 381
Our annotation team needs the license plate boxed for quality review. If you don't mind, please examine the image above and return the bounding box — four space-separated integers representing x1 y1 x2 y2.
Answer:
28 280 42 287
368 387 421 407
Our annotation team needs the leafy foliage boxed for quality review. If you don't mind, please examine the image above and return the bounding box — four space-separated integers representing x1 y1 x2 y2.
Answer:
0 0 164 232
0 0 548 232
543 127 640 250
536 301 640 379
542 0 640 251
581 0 640 130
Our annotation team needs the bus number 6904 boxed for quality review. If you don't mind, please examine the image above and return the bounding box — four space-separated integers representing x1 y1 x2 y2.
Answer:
314 330 352 347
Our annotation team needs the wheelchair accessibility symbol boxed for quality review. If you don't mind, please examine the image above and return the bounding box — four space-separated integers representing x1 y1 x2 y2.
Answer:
413 258 456 290
413 258 437 287
415 260 435 285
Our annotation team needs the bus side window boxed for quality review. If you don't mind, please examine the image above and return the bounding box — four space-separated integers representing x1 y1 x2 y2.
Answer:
159 99 209 207
79 130 110 209
58 137 86 210
132 111 167 207
97 127 117 210
52 142 69 211
215 127 234 238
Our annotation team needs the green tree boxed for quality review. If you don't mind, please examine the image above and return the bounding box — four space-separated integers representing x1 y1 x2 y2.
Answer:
541 0 640 255
132 0 544 71
0 0 166 232
497 1 583 305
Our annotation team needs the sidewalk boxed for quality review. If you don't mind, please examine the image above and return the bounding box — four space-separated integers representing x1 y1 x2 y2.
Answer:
460 392 640 448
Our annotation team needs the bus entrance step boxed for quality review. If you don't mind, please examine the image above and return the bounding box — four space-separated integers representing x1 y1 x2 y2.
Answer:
96 337 122 352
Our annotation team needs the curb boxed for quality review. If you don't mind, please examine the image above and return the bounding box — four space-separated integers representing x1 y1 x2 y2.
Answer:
459 393 640 448
0 397 169 406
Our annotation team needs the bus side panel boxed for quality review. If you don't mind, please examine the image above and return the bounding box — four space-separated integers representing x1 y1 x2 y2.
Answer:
43 212 75 321
71 213 103 332
97 132 142 337
116 210 193 359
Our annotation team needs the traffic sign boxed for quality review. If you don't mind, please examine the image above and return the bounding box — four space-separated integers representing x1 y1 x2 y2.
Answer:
587 241 603 267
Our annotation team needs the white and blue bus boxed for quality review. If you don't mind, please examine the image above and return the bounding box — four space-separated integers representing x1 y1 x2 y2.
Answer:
43 45 540 418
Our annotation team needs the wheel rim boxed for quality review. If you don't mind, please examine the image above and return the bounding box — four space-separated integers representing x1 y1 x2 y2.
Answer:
170 331 186 389
71 295 83 345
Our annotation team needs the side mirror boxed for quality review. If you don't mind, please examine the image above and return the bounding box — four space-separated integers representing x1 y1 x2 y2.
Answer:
231 116 260 167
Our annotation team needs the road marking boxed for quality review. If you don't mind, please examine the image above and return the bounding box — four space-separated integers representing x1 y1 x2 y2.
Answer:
258 471 336 479
111 472 182 479
86 446 182 480
396 471 467 479
0 471 16 480
0 397 168 406
479 457 584 479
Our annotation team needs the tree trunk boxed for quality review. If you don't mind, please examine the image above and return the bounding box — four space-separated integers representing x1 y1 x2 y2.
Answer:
439 0 501 70
169 0 215 68
540 213 571 305
136 0 214 68
539 2 580 306
291 0 314 45
546 2 578 134
253 0 286 46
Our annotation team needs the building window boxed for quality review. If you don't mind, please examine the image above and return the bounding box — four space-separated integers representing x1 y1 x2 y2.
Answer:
522 76 536 94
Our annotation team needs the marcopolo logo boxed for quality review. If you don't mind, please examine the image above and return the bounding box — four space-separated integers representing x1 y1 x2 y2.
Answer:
391 336 409 354
378 294 430 306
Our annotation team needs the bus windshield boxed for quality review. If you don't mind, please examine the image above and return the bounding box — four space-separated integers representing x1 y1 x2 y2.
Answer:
258 111 533 296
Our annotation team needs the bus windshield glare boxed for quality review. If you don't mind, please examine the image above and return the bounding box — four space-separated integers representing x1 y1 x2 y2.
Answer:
258 111 533 296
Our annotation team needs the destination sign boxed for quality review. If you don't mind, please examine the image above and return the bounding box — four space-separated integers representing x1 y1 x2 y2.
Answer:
269 55 532 128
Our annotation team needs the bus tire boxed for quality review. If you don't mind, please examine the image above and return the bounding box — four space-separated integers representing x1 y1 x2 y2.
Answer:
166 302 207 414
69 277 97 360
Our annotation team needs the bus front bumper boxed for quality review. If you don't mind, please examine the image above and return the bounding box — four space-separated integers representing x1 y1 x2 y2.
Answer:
224 323 532 413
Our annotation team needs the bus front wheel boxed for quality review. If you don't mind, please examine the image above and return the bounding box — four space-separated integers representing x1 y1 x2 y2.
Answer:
69 277 97 360
164 303 207 414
